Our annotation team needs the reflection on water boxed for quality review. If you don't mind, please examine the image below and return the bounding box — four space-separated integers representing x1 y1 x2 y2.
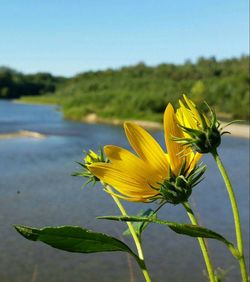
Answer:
0 101 249 282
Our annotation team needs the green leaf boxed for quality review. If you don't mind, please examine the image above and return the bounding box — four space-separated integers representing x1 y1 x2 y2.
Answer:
123 209 155 237
98 216 240 259
14 225 138 257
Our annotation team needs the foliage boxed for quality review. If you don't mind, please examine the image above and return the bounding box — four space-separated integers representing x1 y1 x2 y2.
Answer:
14 225 136 254
55 56 249 120
0 67 65 99
2 55 249 119
98 215 239 258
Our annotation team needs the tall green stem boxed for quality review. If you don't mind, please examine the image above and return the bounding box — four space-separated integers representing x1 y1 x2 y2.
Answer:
212 150 248 282
183 201 216 282
104 184 152 282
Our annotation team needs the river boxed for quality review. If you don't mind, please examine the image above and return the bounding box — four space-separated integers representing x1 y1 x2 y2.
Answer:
0 100 249 282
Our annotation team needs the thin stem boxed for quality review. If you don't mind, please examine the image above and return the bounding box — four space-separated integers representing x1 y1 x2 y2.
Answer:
104 184 152 282
212 150 248 282
152 201 167 217
183 201 216 282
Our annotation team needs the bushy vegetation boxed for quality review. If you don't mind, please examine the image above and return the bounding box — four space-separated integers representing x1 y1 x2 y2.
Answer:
2 56 250 120
0 67 65 99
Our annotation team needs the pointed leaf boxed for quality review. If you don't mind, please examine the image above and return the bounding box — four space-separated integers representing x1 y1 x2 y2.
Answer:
98 216 240 258
123 209 155 237
14 225 138 257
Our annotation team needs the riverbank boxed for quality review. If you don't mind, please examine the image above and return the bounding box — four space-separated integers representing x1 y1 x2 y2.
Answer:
83 113 249 138
13 99 249 139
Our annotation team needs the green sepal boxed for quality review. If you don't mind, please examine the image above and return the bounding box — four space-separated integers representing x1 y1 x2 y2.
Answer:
98 216 240 259
122 209 155 238
14 225 139 258
155 163 206 205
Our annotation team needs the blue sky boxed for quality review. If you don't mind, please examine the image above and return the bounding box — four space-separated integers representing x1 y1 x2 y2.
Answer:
0 0 249 76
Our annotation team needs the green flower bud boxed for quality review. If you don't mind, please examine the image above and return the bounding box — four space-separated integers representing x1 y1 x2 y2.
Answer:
180 118 221 154
72 148 108 187
152 164 206 205
174 95 229 154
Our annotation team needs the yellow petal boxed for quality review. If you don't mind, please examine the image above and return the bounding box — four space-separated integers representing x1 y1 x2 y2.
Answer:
177 102 198 130
88 163 158 199
183 95 203 126
105 145 147 172
104 189 151 202
104 145 159 183
187 152 202 173
124 122 169 178
164 104 192 175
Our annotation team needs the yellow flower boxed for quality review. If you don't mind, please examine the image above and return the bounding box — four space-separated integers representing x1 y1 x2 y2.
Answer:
176 94 210 132
72 148 107 188
88 104 202 203
175 95 222 153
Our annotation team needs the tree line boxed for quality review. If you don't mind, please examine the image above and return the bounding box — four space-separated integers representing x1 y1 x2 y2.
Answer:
0 67 65 99
1 55 249 119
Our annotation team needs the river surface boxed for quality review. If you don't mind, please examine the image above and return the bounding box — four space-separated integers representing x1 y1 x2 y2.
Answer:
0 100 249 282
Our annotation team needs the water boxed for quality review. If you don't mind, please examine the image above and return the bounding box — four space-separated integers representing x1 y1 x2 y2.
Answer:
0 100 249 282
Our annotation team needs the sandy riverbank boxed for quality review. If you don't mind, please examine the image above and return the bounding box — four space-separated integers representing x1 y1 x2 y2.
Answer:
1 119 248 140
0 130 46 140
9 101 250 139
84 113 250 139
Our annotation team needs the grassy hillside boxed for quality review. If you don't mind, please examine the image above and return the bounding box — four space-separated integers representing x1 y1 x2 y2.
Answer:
13 56 250 121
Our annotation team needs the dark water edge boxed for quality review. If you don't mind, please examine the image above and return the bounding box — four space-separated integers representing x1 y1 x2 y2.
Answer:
0 101 249 282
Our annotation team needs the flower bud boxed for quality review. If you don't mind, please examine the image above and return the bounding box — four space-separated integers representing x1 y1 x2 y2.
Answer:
174 95 227 154
152 163 206 204
72 148 108 187
84 149 105 165
180 119 221 153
